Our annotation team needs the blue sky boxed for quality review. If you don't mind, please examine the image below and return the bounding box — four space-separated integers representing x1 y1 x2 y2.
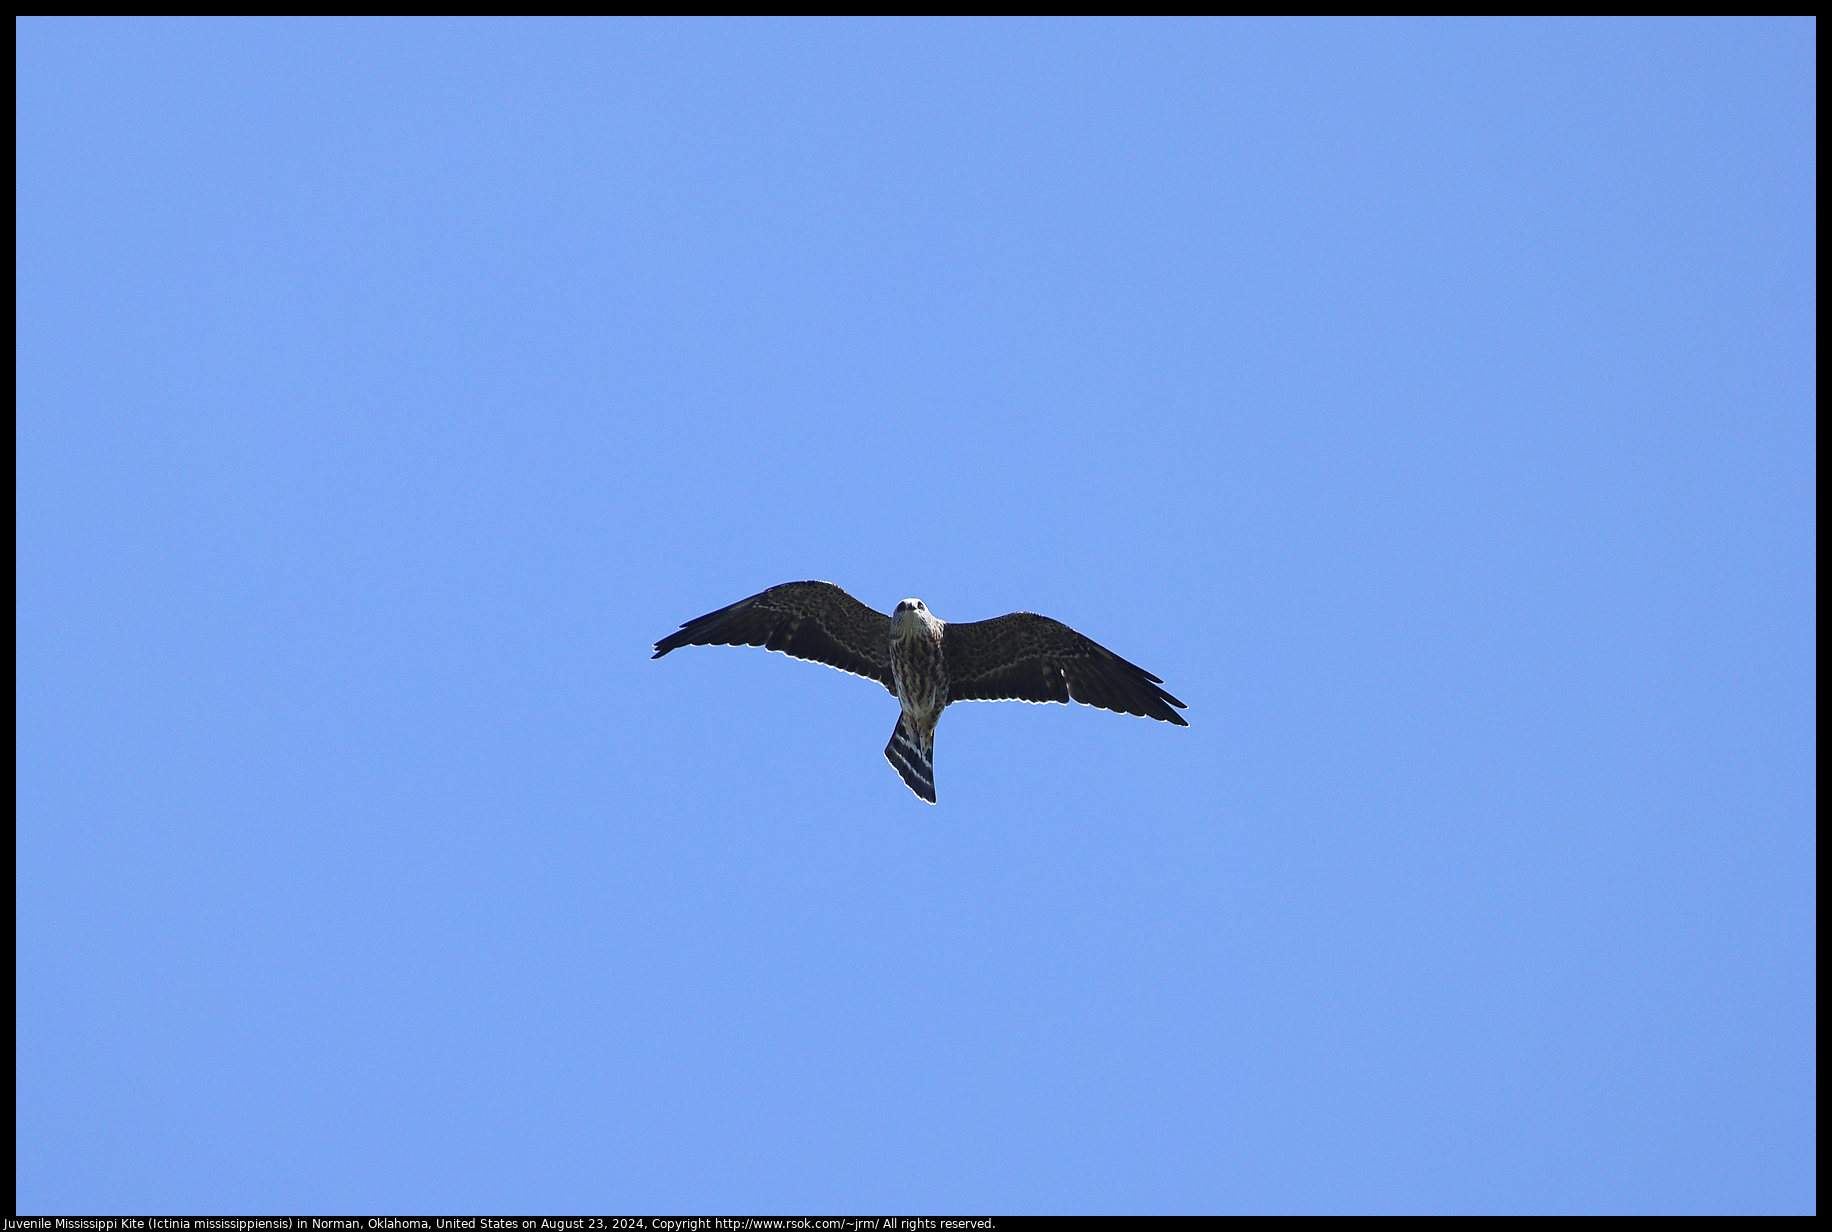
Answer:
16 17 1814 1214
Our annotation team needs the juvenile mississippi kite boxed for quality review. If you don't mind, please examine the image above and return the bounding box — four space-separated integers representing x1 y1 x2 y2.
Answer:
652 581 1187 803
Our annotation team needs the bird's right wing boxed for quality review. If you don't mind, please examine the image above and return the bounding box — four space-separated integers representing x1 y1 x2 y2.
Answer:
652 581 897 694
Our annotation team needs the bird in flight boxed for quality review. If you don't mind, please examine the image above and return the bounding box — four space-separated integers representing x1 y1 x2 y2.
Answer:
652 581 1187 803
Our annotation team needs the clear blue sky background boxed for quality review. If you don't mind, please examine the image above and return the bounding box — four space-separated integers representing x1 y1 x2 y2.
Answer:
17 17 1814 1215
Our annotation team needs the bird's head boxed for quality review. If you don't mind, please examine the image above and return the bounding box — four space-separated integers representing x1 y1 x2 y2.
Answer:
892 598 938 639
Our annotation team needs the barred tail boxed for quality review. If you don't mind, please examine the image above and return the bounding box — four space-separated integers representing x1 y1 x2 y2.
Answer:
885 713 937 804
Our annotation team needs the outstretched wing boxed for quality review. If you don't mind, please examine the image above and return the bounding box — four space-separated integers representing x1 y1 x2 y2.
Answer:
944 613 1188 725
653 581 896 693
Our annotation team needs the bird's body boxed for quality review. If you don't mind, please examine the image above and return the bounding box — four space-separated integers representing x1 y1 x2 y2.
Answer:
652 581 1187 803
885 600 948 800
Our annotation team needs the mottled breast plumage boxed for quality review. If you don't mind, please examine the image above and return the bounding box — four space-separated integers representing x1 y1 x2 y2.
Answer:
889 599 949 721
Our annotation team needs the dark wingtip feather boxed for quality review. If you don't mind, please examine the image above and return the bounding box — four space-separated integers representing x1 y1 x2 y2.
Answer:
651 623 701 658
1149 692 1190 725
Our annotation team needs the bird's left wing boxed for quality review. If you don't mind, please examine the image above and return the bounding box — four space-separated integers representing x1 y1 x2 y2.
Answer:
653 581 897 694
945 612 1188 725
